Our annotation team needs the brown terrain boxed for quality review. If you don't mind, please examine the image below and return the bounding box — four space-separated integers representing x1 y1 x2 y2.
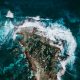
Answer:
16 27 61 80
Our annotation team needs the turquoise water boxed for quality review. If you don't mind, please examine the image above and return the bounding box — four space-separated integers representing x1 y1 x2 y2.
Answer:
0 17 79 80
0 0 80 80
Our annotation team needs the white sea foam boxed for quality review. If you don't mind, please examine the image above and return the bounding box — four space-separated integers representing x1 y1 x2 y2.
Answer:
13 17 77 80
6 10 14 18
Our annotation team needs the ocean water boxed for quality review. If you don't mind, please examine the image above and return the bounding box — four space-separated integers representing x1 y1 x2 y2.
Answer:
0 0 80 80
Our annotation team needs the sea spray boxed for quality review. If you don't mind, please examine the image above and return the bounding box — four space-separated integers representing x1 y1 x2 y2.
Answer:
13 17 77 80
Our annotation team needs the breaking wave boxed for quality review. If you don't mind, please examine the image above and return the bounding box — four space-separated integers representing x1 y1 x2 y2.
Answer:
0 16 77 80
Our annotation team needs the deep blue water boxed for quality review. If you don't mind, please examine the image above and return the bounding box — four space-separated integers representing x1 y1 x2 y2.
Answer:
0 0 80 80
